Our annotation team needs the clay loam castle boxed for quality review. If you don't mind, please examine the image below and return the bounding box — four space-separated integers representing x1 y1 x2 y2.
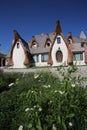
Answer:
4 20 87 68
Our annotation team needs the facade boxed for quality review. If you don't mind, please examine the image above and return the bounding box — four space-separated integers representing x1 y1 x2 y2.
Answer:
7 20 87 68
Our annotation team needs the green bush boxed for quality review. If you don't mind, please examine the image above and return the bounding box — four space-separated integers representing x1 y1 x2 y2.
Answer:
0 66 87 130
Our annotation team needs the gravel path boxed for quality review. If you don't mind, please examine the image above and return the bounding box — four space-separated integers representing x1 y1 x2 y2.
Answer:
3 66 87 77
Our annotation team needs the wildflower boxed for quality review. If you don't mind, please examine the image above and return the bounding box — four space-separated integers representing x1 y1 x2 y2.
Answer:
69 122 73 127
48 100 52 104
52 124 57 130
25 108 29 112
71 84 75 87
31 91 34 93
16 78 19 81
54 90 58 93
34 74 39 79
48 85 51 88
50 100 52 103
59 90 65 95
8 83 14 87
43 85 51 88
18 125 23 130
30 108 34 111
34 105 37 108
38 107 42 112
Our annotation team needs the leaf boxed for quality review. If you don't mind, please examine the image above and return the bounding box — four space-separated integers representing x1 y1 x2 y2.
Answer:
66 113 75 118
28 123 32 129
62 119 67 130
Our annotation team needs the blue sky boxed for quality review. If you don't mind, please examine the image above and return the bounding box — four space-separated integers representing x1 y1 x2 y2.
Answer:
0 0 87 54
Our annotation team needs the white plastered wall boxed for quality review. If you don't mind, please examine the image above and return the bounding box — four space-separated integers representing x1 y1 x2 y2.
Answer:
12 42 26 68
51 35 68 66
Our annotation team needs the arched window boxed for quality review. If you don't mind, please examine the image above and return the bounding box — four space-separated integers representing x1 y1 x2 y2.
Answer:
56 50 63 62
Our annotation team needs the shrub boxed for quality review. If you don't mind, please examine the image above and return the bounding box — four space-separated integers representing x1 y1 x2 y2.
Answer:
0 66 87 130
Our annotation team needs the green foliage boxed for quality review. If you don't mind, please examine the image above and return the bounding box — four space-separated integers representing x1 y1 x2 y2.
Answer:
0 66 87 130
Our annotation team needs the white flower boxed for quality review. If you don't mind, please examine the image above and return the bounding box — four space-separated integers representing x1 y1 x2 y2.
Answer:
34 105 37 108
16 78 19 81
52 124 57 130
59 90 65 95
38 107 42 112
48 85 51 88
34 74 39 79
18 125 23 130
25 108 29 112
30 108 34 111
48 100 53 104
31 91 34 93
69 122 73 126
8 83 14 87
50 100 52 103
71 84 75 87
54 90 58 93
43 85 51 88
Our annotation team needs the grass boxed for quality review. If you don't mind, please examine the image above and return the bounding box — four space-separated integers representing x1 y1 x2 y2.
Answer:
0 66 87 130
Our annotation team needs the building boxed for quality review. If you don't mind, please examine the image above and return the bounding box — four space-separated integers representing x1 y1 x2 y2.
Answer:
7 20 87 68
0 51 6 67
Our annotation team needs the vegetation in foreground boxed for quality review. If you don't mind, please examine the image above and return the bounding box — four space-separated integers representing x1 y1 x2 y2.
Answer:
0 66 87 130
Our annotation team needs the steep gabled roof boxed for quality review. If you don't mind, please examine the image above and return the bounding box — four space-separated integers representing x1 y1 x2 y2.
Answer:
13 30 30 52
54 20 62 35
8 30 30 65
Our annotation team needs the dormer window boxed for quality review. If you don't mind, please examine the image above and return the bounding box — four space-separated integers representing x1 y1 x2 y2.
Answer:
81 42 84 47
68 39 72 44
17 43 20 48
57 37 61 44
45 41 51 47
32 42 38 48
47 42 50 46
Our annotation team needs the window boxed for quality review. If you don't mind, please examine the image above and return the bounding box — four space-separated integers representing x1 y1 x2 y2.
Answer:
33 55 39 62
17 43 20 48
73 53 83 61
81 42 84 47
32 42 37 48
42 53 48 62
46 42 51 47
68 39 72 44
57 37 61 44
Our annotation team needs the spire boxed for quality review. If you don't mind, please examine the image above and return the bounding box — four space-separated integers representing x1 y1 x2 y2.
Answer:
13 30 21 41
54 20 62 35
80 31 86 39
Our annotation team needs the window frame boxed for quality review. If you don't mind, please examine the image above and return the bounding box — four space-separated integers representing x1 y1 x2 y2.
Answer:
41 53 48 62
17 43 20 49
73 52 83 61
57 36 61 44
33 54 39 63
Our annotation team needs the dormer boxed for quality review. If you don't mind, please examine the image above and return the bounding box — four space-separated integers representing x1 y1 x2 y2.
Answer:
80 31 86 39
44 34 52 48
31 36 38 48
67 32 73 44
